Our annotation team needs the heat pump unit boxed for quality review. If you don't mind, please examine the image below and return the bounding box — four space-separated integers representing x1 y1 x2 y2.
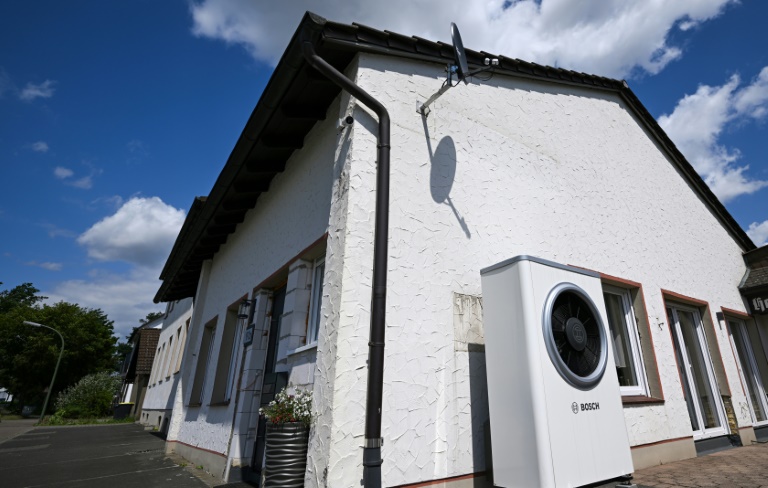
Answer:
481 256 633 488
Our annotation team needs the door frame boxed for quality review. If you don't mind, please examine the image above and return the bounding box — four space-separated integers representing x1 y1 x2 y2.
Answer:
668 303 728 440
728 317 768 427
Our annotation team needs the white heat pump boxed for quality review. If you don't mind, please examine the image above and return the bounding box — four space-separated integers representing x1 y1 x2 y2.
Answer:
481 256 633 488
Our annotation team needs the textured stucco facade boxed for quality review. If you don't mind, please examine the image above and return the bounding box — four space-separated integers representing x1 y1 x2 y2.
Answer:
307 53 754 487
164 50 757 487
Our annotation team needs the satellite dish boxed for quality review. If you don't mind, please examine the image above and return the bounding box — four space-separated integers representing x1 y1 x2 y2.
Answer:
451 23 469 84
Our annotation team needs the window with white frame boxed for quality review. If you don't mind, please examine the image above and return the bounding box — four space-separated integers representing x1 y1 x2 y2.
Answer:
307 256 325 344
603 285 648 396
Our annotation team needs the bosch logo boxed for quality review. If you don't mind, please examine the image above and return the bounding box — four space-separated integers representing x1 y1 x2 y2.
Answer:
572 402 600 413
572 325 585 344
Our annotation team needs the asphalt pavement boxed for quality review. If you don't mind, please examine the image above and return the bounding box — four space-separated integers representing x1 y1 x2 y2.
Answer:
2 417 768 487
0 421 208 488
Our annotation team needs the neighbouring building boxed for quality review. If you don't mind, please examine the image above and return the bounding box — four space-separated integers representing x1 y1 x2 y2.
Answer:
139 298 193 434
118 317 162 419
154 12 768 487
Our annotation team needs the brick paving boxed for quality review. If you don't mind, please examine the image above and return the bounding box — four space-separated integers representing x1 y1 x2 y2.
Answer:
631 442 768 488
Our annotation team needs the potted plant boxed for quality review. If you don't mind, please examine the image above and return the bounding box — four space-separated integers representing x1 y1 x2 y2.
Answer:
259 386 312 487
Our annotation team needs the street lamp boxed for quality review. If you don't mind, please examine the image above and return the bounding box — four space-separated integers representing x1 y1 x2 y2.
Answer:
23 321 65 424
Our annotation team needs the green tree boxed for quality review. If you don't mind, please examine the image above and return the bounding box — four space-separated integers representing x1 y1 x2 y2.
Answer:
139 311 164 325
0 283 117 412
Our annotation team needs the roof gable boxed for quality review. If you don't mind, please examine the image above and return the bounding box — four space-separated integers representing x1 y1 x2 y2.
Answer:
155 11 755 303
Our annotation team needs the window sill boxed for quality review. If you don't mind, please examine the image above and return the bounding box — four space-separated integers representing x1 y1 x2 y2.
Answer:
288 341 318 356
187 402 202 408
208 400 231 407
622 395 665 405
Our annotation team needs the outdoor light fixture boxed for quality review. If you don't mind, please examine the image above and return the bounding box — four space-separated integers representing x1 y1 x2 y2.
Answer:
238 299 253 321
23 321 65 424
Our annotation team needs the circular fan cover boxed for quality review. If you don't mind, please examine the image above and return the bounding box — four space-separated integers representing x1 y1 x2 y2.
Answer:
543 283 607 390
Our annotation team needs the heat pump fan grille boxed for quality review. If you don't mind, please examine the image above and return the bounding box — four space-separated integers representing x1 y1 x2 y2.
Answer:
543 283 608 390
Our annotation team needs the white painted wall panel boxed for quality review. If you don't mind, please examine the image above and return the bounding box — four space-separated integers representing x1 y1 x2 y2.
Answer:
172 109 337 463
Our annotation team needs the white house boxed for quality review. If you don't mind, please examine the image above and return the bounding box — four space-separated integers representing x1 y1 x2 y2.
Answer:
154 12 767 487
139 298 193 434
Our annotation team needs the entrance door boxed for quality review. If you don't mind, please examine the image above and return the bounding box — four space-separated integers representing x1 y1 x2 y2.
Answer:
668 304 727 440
253 286 287 481
729 318 768 426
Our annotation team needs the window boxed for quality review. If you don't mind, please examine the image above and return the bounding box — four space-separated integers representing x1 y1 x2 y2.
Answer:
164 336 174 379
190 319 217 405
175 320 189 374
603 285 648 396
667 303 727 440
210 308 243 404
307 256 326 344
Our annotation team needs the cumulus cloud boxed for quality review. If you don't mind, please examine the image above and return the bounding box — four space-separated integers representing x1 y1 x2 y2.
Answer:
54 166 74 179
189 0 735 78
19 79 56 101
44 266 165 338
748 221 768 247
658 68 768 203
31 141 49 153
77 196 186 268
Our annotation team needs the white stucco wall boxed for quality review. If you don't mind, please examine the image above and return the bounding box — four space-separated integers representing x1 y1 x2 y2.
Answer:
169 103 339 474
141 298 192 430
313 53 752 487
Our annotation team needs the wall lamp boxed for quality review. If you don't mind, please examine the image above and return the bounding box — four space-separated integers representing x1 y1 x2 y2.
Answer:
238 299 254 322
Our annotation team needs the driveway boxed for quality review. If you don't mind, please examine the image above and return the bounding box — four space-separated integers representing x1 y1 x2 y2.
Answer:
0 422 208 488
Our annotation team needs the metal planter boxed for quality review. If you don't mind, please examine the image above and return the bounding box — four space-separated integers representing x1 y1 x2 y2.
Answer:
264 422 309 487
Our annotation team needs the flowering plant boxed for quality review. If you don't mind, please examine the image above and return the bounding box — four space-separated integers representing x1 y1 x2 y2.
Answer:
259 387 312 426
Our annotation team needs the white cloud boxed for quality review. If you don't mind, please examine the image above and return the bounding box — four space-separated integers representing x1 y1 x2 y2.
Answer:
43 267 165 339
53 166 74 179
658 68 768 203
77 196 186 268
19 79 56 101
31 141 49 153
26 261 63 271
748 221 768 247
53 165 99 189
69 175 93 189
189 0 735 78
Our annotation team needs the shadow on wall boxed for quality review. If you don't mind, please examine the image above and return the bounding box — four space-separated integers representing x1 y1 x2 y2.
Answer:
422 116 472 238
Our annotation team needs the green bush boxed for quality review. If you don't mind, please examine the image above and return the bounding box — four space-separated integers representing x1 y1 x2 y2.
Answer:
54 371 121 418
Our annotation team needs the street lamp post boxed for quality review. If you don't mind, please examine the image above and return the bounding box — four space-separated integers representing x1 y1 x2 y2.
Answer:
23 321 65 424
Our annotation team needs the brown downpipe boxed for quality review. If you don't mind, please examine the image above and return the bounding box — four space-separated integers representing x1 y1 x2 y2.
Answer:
301 32 390 488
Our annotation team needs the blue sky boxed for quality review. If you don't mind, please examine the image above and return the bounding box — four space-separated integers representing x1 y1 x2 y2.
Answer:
2 1 767 339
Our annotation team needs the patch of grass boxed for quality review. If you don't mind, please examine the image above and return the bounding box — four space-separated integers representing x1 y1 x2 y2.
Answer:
38 415 136 426
0 414 24 421
196 465 204 470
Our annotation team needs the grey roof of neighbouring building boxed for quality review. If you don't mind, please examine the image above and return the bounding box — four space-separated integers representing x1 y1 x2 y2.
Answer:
741 245 768 292
154 11 756 303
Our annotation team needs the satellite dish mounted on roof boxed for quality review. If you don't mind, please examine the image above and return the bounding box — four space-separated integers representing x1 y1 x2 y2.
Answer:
451 23 470 85
418 23 498 116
